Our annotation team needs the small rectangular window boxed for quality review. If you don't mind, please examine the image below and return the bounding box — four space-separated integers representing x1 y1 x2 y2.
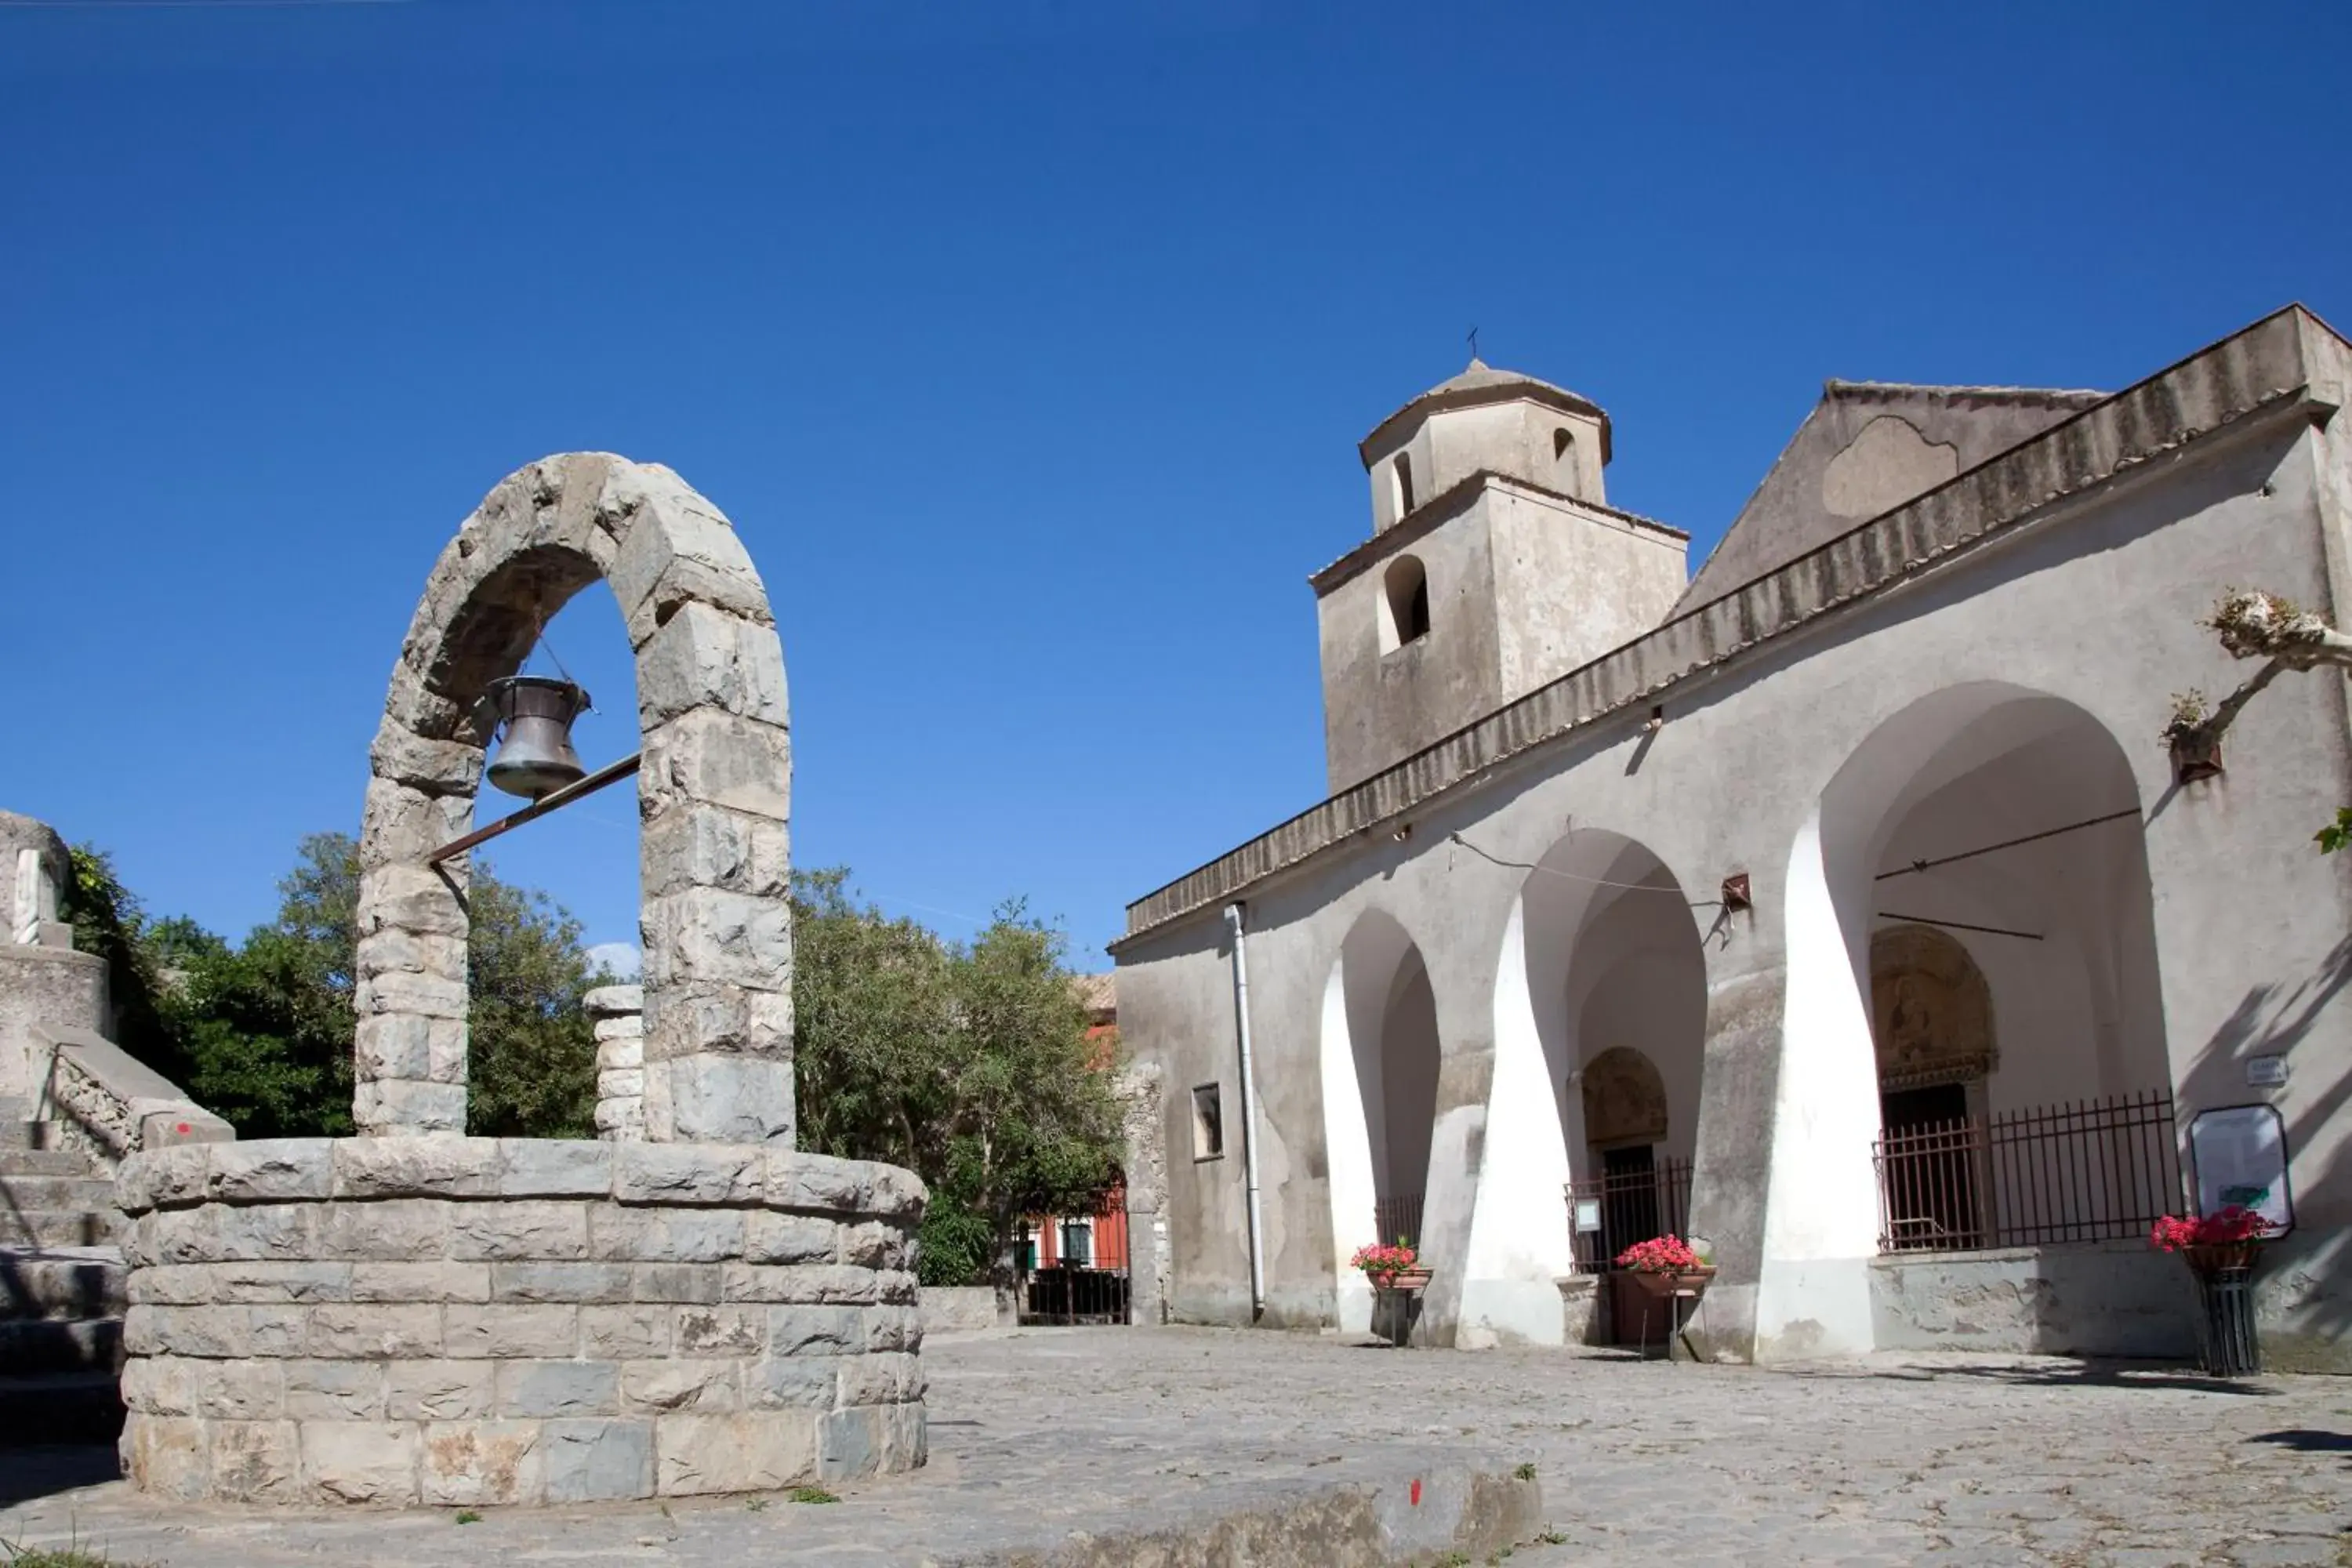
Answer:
1191 1083 1225 1161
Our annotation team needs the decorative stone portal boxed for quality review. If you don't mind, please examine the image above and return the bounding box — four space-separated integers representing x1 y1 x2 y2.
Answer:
116 456 930 1503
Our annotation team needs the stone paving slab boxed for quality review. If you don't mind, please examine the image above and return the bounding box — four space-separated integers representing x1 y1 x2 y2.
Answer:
4 1326 2350 1566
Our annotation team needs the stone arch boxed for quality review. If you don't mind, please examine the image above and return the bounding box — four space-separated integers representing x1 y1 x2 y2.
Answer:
353 452 793 1144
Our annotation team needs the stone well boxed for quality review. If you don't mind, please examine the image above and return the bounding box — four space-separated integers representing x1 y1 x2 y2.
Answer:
116 1136 927 1504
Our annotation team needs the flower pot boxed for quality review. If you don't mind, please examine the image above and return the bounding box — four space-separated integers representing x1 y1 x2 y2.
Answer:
2179 1249 2262 1377
1370 1283 1425 1348
1368 1269 1432 1293
1613 1267 1715 1356
1626 1266 1716 1299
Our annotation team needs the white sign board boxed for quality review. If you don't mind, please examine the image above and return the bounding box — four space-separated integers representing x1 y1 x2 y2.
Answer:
2245 1054 2289 1088
1573 1198 1602 1235
2189 1104 2294 1235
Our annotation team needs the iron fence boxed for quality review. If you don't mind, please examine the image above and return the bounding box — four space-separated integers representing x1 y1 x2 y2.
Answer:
1022 1266 1131 1325
1873 1088 2179 1253
1563 1157 1693 1275
1371 1192 1425 1250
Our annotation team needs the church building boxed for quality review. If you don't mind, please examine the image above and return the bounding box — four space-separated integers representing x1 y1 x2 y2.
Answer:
1110 306 2352 1369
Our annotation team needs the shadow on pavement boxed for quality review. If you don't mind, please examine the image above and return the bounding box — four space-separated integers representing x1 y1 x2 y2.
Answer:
0 1446 120 1508
2249 1428 2352 1465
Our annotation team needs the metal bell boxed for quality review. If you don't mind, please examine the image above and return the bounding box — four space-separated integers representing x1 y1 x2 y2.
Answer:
484 675 592 800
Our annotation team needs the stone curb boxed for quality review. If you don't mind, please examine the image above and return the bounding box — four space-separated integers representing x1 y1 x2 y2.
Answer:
117 1138 926 1219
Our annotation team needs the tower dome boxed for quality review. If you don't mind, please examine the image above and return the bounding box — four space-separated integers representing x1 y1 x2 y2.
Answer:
1359 357 1613 531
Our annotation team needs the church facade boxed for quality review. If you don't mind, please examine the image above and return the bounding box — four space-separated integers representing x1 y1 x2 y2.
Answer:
1111 305 2352 1370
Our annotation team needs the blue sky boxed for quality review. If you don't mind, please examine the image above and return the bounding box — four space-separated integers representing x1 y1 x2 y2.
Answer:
6 1 2350 972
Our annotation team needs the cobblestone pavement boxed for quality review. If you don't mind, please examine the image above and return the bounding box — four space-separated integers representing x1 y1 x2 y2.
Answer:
4 1327 2348 1565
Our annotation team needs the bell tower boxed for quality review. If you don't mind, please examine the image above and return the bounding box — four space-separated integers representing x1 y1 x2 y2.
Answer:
1314 359 1690 793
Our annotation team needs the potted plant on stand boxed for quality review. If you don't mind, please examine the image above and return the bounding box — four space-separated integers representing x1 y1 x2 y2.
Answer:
1615 1235 1715 1360
2151 1205 2272 1377
1353 1240 1431 1348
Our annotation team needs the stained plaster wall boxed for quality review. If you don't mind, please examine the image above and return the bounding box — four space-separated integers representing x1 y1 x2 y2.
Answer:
1117 405 2352 1367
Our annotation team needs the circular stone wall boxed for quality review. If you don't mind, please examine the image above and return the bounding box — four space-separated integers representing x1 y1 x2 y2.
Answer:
114 1137 927 1506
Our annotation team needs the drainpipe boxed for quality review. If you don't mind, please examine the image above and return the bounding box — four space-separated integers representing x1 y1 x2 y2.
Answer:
1224 902 1268 1320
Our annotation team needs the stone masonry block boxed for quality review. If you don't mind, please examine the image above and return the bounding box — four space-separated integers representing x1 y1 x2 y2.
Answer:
354 968 470 1022
349 1262 491 1303
607 482 771 649
353 1015 466 1084
358 777 473 873
882 1399 927 1470
836 1352 922 1409
368 724 485 794
862 1305 922 1352
583 983 644 1018
387 1359 497 1421
655 1410 815 1497
639 804 789 902
540 1417 654 1504
189 1203 323 1265
490 1261 633 1303
300 1420 421 1505
612 1142 761 1206
495 1138 614 1198
673 1306 763 1358
282 1359 386 1421
723 1265 877 1305
209 1417 303 1503
123 1414 208 1501
128 1305 303 1359
640 887 790 992
352 1080 467 1135
419 1419 546 1508
131 1261 350 1306
191 1361 288 1421
764 1304 861 1356
763 1152 906 1217
448 1200 590 1261
307 1304 443 1359
874 1270 919 1305
641 708 790 824
206 1142 334 1204
663 1053 793 1145
597 1035 645 1072
444 1303 579 1359
597 1068 645 1100
633 603 788 729
355 862 470 940
495 1358 621 1419
746 1355 837 1410
332 1136 499 1200
744 1212 838 1265
630 1264 721 1305
816 1405 884 1484
622 1359 740 1414
581 1305 672 1359
354 928 466 982
840 1221 910 1270
318 1198 452 1261
589 1205 744 1265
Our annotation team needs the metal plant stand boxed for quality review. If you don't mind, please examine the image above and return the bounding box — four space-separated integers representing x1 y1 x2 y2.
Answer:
2186 1244 2262 1377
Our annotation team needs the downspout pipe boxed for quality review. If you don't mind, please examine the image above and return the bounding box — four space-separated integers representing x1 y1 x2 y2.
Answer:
1224 902 1268 1320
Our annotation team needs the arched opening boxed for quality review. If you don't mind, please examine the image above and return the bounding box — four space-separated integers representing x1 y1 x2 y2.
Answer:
1769 683 2171 1348
1390 453 1417 520
1380 555 1432 652
1551 427 1577 492
1517 830 1708 1272
354 454 794 1146
1319 909 1442 1330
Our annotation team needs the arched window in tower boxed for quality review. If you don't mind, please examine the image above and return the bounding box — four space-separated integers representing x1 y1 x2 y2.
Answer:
1380 555 1431 652
1552 427 1577 492
1390 454 1417 521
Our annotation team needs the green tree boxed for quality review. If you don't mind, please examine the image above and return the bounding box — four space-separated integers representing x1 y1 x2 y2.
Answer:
67 832 597 1140
790 869 1123 1289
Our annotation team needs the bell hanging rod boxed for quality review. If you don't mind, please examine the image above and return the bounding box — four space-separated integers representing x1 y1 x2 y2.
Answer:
423 752 641 866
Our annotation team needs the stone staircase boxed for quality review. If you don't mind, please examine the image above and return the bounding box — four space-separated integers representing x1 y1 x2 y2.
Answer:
0 1094 129 1444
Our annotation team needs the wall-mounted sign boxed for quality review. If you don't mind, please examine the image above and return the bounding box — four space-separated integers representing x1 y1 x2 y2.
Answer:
1573 1198 1603 1235
2188 1103 2294 1236
2245 1054 2289 1089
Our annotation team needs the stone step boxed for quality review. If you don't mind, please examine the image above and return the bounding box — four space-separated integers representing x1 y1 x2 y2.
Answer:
0 1209 122 1248
0 1370 124 1446
0 1316 119 1376
0 1247 127 1320
0 1120 39 1151
0 1147 100 1178
0 1174 116 1212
